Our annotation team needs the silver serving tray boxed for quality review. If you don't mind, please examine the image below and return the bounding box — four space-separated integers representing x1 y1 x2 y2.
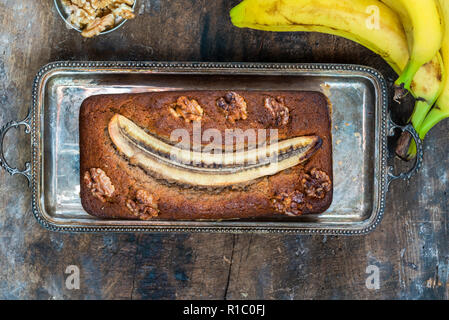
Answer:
0 61 423 234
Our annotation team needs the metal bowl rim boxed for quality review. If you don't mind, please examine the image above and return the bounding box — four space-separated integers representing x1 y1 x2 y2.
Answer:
53 0 137 35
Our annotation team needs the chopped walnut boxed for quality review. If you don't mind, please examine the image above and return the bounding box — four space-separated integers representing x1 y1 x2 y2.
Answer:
271 190 308 216
68 5 95 28
111 0 134 7
264 96 289 127
81 13 115 37
169 96 204 122
69 0 88 7
216 92 248 123
83 168 115 202
126 189 159 220
111 0 135 8
82 2 97 16
90 0 114 9
302 168 332 199
112 3 135 19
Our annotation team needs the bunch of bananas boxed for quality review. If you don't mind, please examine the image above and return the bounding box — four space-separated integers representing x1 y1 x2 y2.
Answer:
230 0 449 160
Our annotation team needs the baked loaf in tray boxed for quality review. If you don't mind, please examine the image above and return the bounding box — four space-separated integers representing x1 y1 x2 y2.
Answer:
79 90 333 220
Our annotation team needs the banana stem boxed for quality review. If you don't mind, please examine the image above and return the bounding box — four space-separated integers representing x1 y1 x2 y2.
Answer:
402 52 445 160
407 139 417 159
410 100 434 131
406 107 449 159
395 60 421 95
395 101 431 160
418 108 449 139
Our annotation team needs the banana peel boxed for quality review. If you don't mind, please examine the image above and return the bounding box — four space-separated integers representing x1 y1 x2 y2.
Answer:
402 0 449 160
230 0 445 161
381 0 443 98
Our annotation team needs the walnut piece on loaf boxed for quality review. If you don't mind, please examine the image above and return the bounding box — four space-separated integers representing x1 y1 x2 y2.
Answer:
169 96 204 122
61 0 135 38
216 92 248 123
272 190 309 216
83 168 115 202
302 168 332 199
264 96 290 127
126 189 159 220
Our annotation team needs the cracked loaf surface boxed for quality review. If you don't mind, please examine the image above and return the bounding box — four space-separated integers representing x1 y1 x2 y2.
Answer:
79 90 333 220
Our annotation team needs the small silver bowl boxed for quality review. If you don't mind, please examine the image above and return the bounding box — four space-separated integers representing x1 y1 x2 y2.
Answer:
54 0 137 36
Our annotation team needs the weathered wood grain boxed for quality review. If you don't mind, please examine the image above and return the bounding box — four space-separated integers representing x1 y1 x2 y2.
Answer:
0 0 448 299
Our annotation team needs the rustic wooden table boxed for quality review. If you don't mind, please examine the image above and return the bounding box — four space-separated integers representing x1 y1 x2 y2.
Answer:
0 0 448 300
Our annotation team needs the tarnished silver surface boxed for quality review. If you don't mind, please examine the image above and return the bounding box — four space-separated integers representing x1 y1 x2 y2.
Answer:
3 61 423 234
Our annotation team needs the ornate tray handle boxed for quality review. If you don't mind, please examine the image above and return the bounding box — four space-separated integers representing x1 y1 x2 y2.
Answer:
0 112 32 186
386 115 424 188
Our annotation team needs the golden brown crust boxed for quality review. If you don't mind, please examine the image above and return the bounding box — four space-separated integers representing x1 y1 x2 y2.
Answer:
79 90 333 220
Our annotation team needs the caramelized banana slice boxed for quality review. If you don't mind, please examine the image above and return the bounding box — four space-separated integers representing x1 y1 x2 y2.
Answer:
108 114 321 187
110 114 318 167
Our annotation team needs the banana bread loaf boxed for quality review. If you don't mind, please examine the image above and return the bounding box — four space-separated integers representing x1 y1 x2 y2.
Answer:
79 90 333 220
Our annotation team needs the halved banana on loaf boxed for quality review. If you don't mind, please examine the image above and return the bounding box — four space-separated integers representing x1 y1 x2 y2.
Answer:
108 114 322 187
